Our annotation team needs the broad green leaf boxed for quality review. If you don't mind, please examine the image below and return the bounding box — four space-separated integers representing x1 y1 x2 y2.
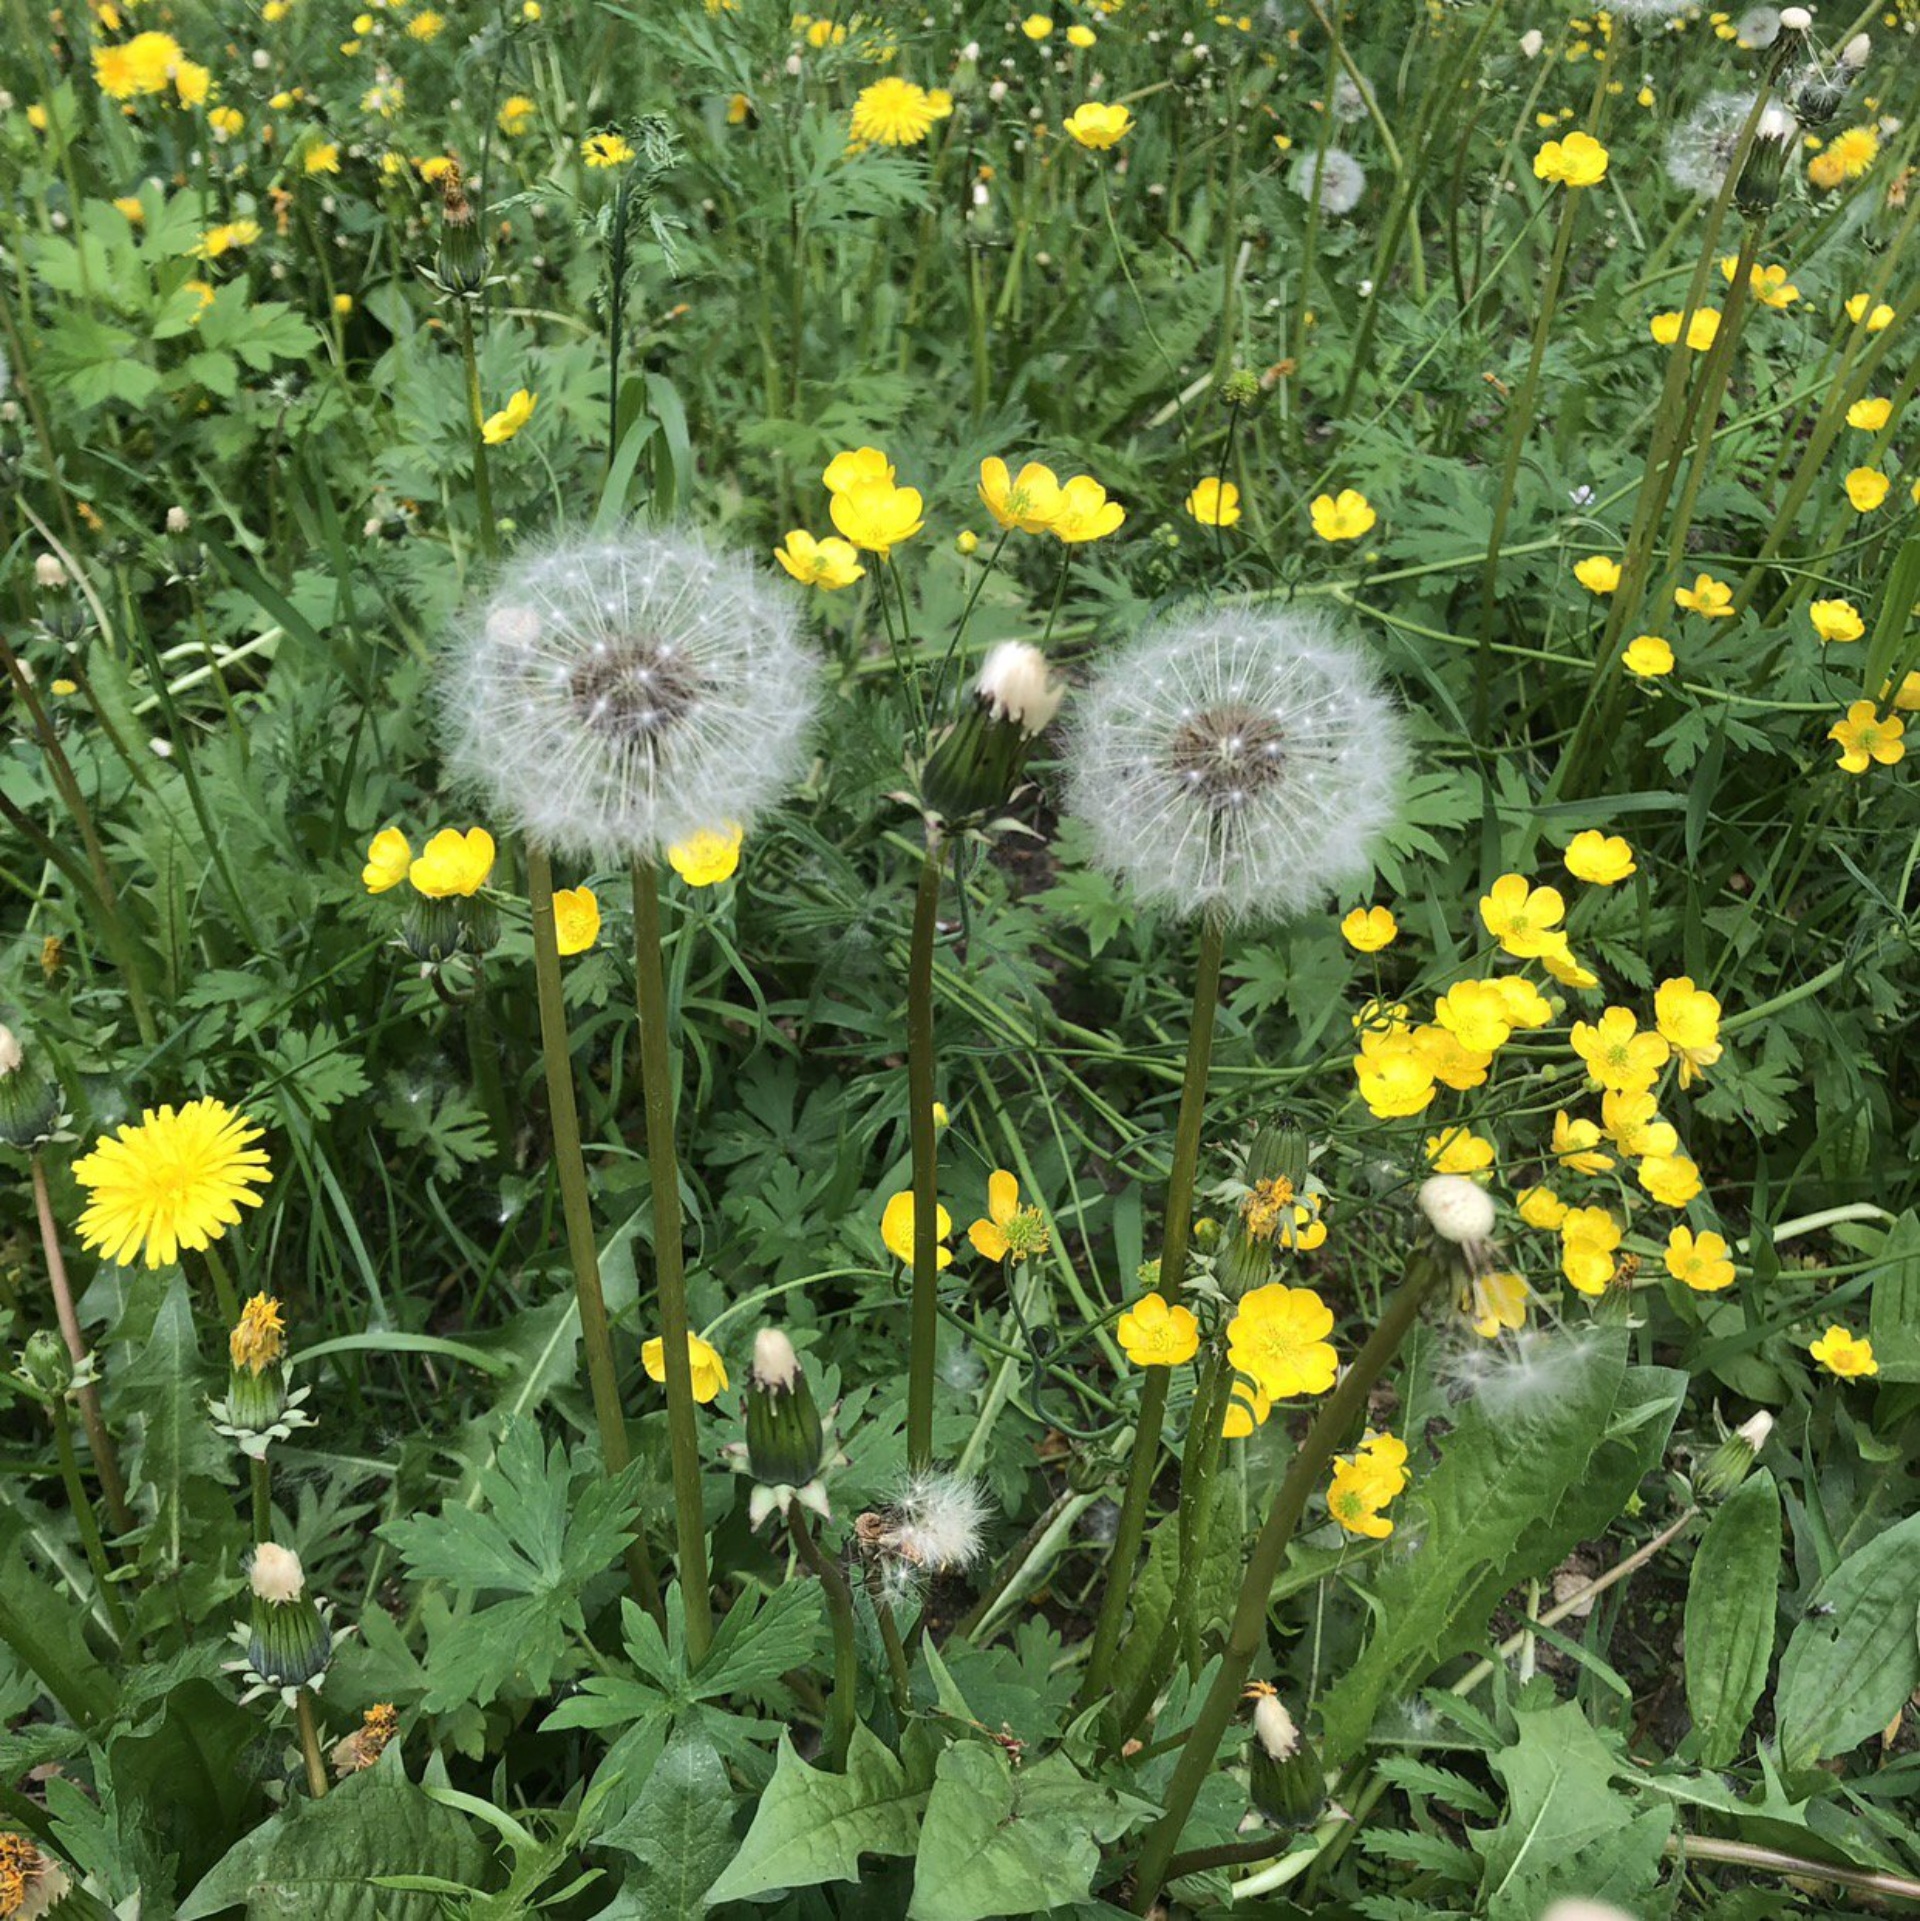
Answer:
1866 1211 1920 1382
703 1724 926 1905
597 1734 739 1917
108 1679 268 1890
1684 1470 1781 1767
1774 1509 1920 1766
1319 1339 1684 1765
176 1748 487 1919
120 1275 231 1572
907 1745 1153 1921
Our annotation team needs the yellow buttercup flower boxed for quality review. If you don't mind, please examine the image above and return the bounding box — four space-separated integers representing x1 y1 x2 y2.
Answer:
667 823 745 886
1533 130 1608 186
1351 1030 1436 1118
1326 1456 1394 1536
1340 905 1396 952
304 142 340 175
230 1293 286 1373
1226 1283 1337 1399
1843 468 1888 513
362 826 412 893
1828 701 1904 774
1808 1324 1876 1380
1462 1270 1528 1339
882 1191 952 1268
774 530 866 588
582 131 635 168
1719 257 1798 309
1551 1110 1614 1175
1636 1153 1702 1207
1650 308 1720 351
1050 474 1125 543
1563 830 1635 885
823 446 895 493
1674 573 1733 618
1021 13 1054 37
1573 555 1622 596
1478 873 1566 959
831 479 925 557
1666 1225 1734 1293
1221 1376 1271 1437
1425 1126 1494 1177
1185 476 1241 528
1117 1291 1199 1367
1558 1205 1621 1296
498 94 536 135
1601 1088 1676 1158
481 388 538 445
1808 598 1863 644
209 105 245 137
1516 1185 1567 1230
1843 294 1893 331
978 457 1064 533
1622 634 1674 678
1654 976 1722 1086
1067 23 1096 46
1410 1022 1493 1091
642 1332 729 1403
968 1170 1050 1263
1309 488 1376 542
552 886 600 955
1570 1006 1669 1094
409 827 496 899
73 1099 272 1269
1433 978 1515 1054
1062 101 1133 149
1845 397 1891 432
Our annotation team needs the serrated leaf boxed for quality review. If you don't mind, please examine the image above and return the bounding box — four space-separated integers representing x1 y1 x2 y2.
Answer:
907 1745 1152 1921
597 1734 739 1917
1684 1470 1780 1767
119 1275 231 1570
1774 1509 1920 1766
1372 1754 1497 1819
703 1725 926 1905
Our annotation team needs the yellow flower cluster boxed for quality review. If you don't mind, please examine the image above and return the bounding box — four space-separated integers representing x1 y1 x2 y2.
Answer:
1326 1431 1407 1538
362 825 496 899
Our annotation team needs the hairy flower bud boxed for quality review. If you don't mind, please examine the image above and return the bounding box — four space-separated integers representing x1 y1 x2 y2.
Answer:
434 163 489 295
247 1544 333 1688
1218 1124 1309 1297
0 1025 63 1148
20 1329 73 1397
921 642 1064 825
745 1327 827 1494
1246 1685 1324 1825
1696 1409 1774 1500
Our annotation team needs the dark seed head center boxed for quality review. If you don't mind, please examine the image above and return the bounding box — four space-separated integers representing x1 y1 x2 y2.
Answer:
1170 702 1287 811
567 639 701 742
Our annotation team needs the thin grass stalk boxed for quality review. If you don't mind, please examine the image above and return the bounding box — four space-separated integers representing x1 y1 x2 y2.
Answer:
789 1510 858 1768
31 1153 131 1534
1128 1253 1447 1913
526 844 663 1620
631 855 713 1662
50 1400 130 1650
905 837 945 1473
1078 911 1225 1712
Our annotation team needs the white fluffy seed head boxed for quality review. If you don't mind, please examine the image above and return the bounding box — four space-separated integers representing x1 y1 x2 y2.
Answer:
1290 147 1366 215
249 1542 306 1603
977 641 1065 736
1418 1176 1496 1246
884 1470 988 1572
1780 3 1813 28
1253 1692 1299 1760
1735 5 1783 45
1067 609 1402 927
441 530 821 863
1839 31 1869 67
1539 1904 1643 1921
752 1326 800 1392
1604 0 1689 16
1519 28 1544 56
166 505 191 534
0 1025 20 1078
1665 92 1762 196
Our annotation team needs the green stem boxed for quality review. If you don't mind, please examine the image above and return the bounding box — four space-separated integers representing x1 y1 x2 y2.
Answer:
1172 1337 1233 1679
1078 911 1226 1712
789 1509 858 1769
1128 1253 1448 1912
906 837 945 1473
864 1564 915 1717
526 844 663 1621
632 856 713 1663
250 1456 272 1545
296 1688 329 1798
458 304 497 559
50 1402 130 1650
202 1242 242 1330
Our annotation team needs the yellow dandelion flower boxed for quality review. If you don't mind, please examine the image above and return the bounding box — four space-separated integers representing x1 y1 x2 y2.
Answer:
73 1099 272 1269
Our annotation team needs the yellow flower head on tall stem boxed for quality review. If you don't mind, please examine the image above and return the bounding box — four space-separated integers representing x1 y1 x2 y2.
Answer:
1533 129 1608 185
230 1293 286 1373
775 530 866 588
552 885 601 955
362 826 412 893
74 1100 272 1268
1062 100 1133 149
882 1191 952 1268
978 458 1064 533
1226 1283 1337 1400
1050 474 1125 543
409 827 496 898
481 389 537 445
642 1332 729 1402
1117 1290 1199 1367
1809 1324 1875 1379
967 1170 1050 1263
1185 477 1241 528
1309 488 1376 541
667 822 745 886
830 479 925 557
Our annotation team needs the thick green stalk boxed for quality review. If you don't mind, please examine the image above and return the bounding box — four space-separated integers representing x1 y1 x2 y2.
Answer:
1172 1336 1234 1678
1078 912 1226 1712
457 304 497 553
250 1456 272 1545
1128 1255 1448 1912
789 1510 858 1768
906 837 945 1473
631 857 713 1661
526 844 663 1620
296 1689 329 1798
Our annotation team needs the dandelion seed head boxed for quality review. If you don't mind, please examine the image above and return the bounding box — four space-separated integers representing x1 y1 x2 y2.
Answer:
249 1542 306 1603
1606 0 1689 17
1736 6 1783 46
1666 92 1762 196
1067 608 1403 926
1442 1327 1608 1424
443 530 820 863
882 1469 989 1571
1290 146 1366 214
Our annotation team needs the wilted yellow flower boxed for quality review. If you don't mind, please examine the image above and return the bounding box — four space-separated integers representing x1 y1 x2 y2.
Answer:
968 1170 1050 1263
667 822 745 886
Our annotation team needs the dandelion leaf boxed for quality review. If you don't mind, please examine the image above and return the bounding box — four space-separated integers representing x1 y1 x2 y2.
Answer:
596 1733 741 1919
1866 1211 1920 1382
1683 1469 1781 1767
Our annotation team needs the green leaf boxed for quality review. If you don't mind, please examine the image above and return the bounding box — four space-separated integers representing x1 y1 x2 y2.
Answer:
907 1745 1154 1921
119 1275 231 1572
597 1734 740 1917
176 1748 487 1919
1474 1705 1668 1921
1774 1509 1920 1766
1866 1212 1920 1382
703 1724 926 1905
1684 1470 1781 1767
1319 1339 1685 1765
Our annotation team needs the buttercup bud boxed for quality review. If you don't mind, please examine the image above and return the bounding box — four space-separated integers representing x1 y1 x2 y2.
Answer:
20 1329 73 1397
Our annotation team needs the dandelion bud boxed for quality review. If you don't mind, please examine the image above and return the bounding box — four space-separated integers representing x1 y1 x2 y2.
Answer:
1218 1123 1308 1297
1734 106 1797 208
1695 1409 1774 1500
165 505 191 535
0 1833 72 1917
920 641 1065 825
0 1025 63 1149
434 163 489 295
400 892 499 965
33 554 65 590
745 1327 827 1494
1777 4 1811 28
247 1544 333 1687
1246 1685 1324 1825
1839 32 1869 69
19 1329 73 1398
1519 27 1544 57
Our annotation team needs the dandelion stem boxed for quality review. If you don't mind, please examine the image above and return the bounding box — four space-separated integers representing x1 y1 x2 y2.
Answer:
905 837 945 1475
250 1456 272 1546
457 303 498 562
526 843 663 1622
50 1400 131 1650
1128 1252 1447 1913
863 1564 915 1717
1080 911 1225 1715
789 1509 858 1769
296 1688 329 1798
631 855 713 1662
31 1153 131 1535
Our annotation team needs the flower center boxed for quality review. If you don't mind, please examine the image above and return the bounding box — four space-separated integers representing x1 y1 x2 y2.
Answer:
567 640 702 743
1169 703 1288 812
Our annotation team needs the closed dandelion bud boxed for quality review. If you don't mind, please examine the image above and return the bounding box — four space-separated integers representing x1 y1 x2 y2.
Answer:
226 1294 288 1430
1219 1123 1308 1297
400 892 498 964
1736 105 1799 210
0 1025 63 1148
434 165 489 295
31 555 91 650
921 642 1065 825
247 1544 332 1688
1246 1686 1324 1826
745 1328 826 1491
1696 1410 1774 1501
19 1329 73 1398
165 506 204 583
